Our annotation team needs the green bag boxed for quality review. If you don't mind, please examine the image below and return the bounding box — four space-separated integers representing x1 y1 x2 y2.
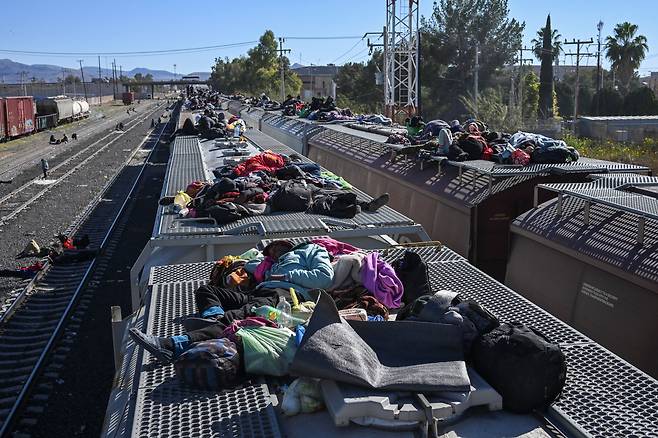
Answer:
238 326 297 376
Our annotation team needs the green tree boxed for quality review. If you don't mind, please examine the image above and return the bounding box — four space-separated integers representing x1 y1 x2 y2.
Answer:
556 81 574 117
605 22 649 94
531 20 562 63
523 71 539 120
420 0 524 118
334 51 384 113
590 88 623 116
208 30 301 98
536 14 556 119
460 88 521 131
623 87 657 115
64 74 81 84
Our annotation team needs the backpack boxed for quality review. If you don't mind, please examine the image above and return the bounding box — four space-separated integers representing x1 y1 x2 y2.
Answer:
391 250 431 304
269 180 312 212
472 322 567 413
174 339 242 390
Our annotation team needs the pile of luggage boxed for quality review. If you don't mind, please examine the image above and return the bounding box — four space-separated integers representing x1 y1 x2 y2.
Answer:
130 237 567 430
387 117 580 165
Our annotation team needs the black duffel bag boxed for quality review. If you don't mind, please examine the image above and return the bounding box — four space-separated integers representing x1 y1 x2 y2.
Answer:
472 322 567 413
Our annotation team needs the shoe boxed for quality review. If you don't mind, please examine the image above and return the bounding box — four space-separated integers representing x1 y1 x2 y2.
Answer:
183 316 221 332
128 328 174 364
364 193 390 212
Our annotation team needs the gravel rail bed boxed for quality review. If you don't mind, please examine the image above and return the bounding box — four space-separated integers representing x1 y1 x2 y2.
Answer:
0 103 166 306
0 101 162 195
0 102 179 436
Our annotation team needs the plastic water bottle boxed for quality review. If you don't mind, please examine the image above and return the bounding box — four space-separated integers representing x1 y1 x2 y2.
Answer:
233 124 241 139
276 297 292 328
251 304 303 327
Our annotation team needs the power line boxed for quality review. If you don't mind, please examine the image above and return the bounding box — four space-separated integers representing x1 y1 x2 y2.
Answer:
343 46 370 64
282 36 362 40
331 38 365 64
0 41 259 57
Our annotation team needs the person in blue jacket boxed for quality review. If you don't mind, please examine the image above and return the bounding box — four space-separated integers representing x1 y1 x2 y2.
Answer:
257 242 333 300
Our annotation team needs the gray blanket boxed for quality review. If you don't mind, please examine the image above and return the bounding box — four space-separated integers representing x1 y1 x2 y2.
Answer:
290 292 470 392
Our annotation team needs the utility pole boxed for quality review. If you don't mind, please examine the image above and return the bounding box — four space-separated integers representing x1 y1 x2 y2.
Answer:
79 60 88 102
365 28 386 112
517 46 533 121
596 21 603 92
113 59 119 99
564 38 594 122
20 71 27 96
474 41 479 116
62 68 66 94
98 56 102 106
173 64 177 81
278 37 291 101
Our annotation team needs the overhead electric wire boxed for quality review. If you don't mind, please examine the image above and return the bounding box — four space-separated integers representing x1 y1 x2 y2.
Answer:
282 36 363 40
330 38 366 64
343 46 371 64
0 41 259 57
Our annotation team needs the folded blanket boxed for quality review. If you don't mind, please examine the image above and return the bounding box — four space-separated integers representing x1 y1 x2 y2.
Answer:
290 292 470 392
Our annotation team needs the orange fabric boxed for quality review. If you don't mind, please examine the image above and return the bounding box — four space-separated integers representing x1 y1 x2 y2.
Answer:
233 151 286 176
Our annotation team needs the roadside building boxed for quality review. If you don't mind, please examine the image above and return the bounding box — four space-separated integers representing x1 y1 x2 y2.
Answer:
292 64 340 100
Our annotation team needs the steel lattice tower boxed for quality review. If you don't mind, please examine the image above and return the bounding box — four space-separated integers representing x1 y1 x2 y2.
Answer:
384 0 419 121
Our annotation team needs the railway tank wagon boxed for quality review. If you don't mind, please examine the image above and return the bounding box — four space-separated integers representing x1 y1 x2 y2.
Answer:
36 95 75 124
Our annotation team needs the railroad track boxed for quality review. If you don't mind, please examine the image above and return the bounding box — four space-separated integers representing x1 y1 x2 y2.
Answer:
0 103 168 228
0 101 163 182
0 102 180 436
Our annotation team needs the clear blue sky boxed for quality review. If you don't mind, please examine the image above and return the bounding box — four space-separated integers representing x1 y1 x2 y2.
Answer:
1 0 656 75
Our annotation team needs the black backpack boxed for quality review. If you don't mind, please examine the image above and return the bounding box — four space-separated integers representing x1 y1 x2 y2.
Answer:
269 180 312 212
472 322 567 413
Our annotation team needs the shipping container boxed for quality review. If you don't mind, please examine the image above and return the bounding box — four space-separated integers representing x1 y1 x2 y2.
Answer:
4 96 35 137
0 98 6 141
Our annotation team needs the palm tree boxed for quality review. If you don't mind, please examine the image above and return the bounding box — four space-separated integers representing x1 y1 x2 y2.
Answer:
531 26 562 63
605 22 648 93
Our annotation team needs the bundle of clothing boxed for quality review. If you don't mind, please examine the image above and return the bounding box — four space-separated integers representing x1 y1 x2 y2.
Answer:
1 233 97 279
161 151 390 225
127 238 413 366
386 117 580 166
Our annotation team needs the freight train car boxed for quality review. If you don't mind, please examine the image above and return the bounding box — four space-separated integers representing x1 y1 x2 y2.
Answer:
2 96 36 138
0 98 5 142
122 92 134 105
73 100 90 119
36 96 74 124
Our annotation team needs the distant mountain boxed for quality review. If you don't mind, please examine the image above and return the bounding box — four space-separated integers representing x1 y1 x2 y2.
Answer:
0 59 210 83
291 63 305 69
